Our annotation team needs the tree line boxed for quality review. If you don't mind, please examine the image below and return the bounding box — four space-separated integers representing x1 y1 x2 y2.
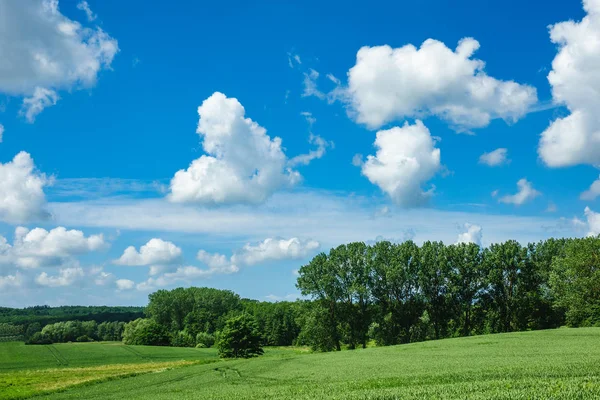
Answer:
10 236 600 356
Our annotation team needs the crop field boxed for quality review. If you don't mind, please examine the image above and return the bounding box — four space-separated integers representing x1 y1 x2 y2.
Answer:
0 342 219 399
2 328 600 400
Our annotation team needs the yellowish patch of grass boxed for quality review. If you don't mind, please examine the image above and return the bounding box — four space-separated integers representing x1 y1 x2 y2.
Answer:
0 360 201 400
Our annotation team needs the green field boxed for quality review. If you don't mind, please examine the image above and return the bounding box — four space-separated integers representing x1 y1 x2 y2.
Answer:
3 328 600 399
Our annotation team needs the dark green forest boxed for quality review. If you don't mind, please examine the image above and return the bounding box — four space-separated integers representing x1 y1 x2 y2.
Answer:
4 236 600 353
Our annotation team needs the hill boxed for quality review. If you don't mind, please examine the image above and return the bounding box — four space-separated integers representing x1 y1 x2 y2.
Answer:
15 327 600 400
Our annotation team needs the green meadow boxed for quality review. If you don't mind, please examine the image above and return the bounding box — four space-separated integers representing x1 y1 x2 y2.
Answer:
2 328 600 400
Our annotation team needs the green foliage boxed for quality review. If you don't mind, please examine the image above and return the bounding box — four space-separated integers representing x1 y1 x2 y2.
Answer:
550 236 600 327
0 305 144 327
195 331 215 348
171 331 195 347
216 314 264 358
122 319 171 346
25 332 52 345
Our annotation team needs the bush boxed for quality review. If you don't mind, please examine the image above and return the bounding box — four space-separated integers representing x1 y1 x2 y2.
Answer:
195 343 207 348
217 314 263 358
171 331 195 347
195 331 215 348
76 335 92 342
122 318 171 346
25 332 53 345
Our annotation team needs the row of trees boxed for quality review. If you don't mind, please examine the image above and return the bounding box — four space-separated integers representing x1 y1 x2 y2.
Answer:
296 237 600 350
26 320 126 344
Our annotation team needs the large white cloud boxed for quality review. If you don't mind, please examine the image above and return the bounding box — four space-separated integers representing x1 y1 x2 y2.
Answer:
0 226 105 269
0 0 118 121
0 152 51 224
231 238 320 265
456 223 482 246
113 238 182 266
539 0 600 166
360 120 441 207
498 179 541 206
339 38 536 131
169 92 301 205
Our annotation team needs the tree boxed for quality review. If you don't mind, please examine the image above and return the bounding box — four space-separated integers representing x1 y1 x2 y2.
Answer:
122 318 171 346
297 252 343 351
550 236 600 327
418 241 451 339
216 314 264 358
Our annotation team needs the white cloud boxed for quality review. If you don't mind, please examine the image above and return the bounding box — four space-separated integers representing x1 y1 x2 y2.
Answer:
539 0 600 167
0 273 23 290
116 279 134 291
36 267 84 287
76 1 96 21
169 92 300 205
546 202 558 213
113 238 182 266
581 175 600 200
288 134 333 167
499 178 541 206
479 148 509 166
20 87 59 123
231 238 320 266
352 154 363 167
456 223 482 245
361 120 441 207
0 226 105 269
0 152 51 224
340 38 536 130
0 124 4 143
265 293 299 302
491 190 499 198
196 250 239 274
302 69 326 100
0 0 118 120
584 206 600 236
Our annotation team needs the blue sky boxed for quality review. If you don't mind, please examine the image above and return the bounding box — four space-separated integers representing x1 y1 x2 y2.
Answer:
1 0 599 306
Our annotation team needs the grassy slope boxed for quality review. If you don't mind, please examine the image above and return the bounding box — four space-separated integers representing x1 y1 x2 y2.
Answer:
38 328 600 400
0 342 218 371
0 342 219 399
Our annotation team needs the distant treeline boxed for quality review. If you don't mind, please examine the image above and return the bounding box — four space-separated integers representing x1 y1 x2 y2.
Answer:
122 237 600 351
0 306 144 342
8 236 600 351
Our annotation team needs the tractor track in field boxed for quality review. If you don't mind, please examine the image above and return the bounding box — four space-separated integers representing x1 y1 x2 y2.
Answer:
45 345 69 366
121 345 151 361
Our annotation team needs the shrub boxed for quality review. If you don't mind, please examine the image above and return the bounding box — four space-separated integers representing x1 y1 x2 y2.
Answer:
195 331 215 348
217 314 263 358
171 331 195 347
25 332 53 345
76 335 92 342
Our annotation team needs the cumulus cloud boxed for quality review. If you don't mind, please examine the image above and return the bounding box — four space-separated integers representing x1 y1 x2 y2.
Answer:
0 273 23 290
169 92 301 205
339 38 536 131
113 238 182 266
36 267 84 287
0 226 105 269
499 178 541 206
581 175 600 200
0 0 118 120
0 152 51 224
584 206 600 236
196 250 239 274
539 0 600 167
456 223 482 246
479 148 509 166
360 120 441 207
116 279 134 291
231 238 320 266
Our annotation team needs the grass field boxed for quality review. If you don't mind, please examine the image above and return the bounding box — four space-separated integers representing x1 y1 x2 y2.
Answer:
2 328 600 399
0 342 219 399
